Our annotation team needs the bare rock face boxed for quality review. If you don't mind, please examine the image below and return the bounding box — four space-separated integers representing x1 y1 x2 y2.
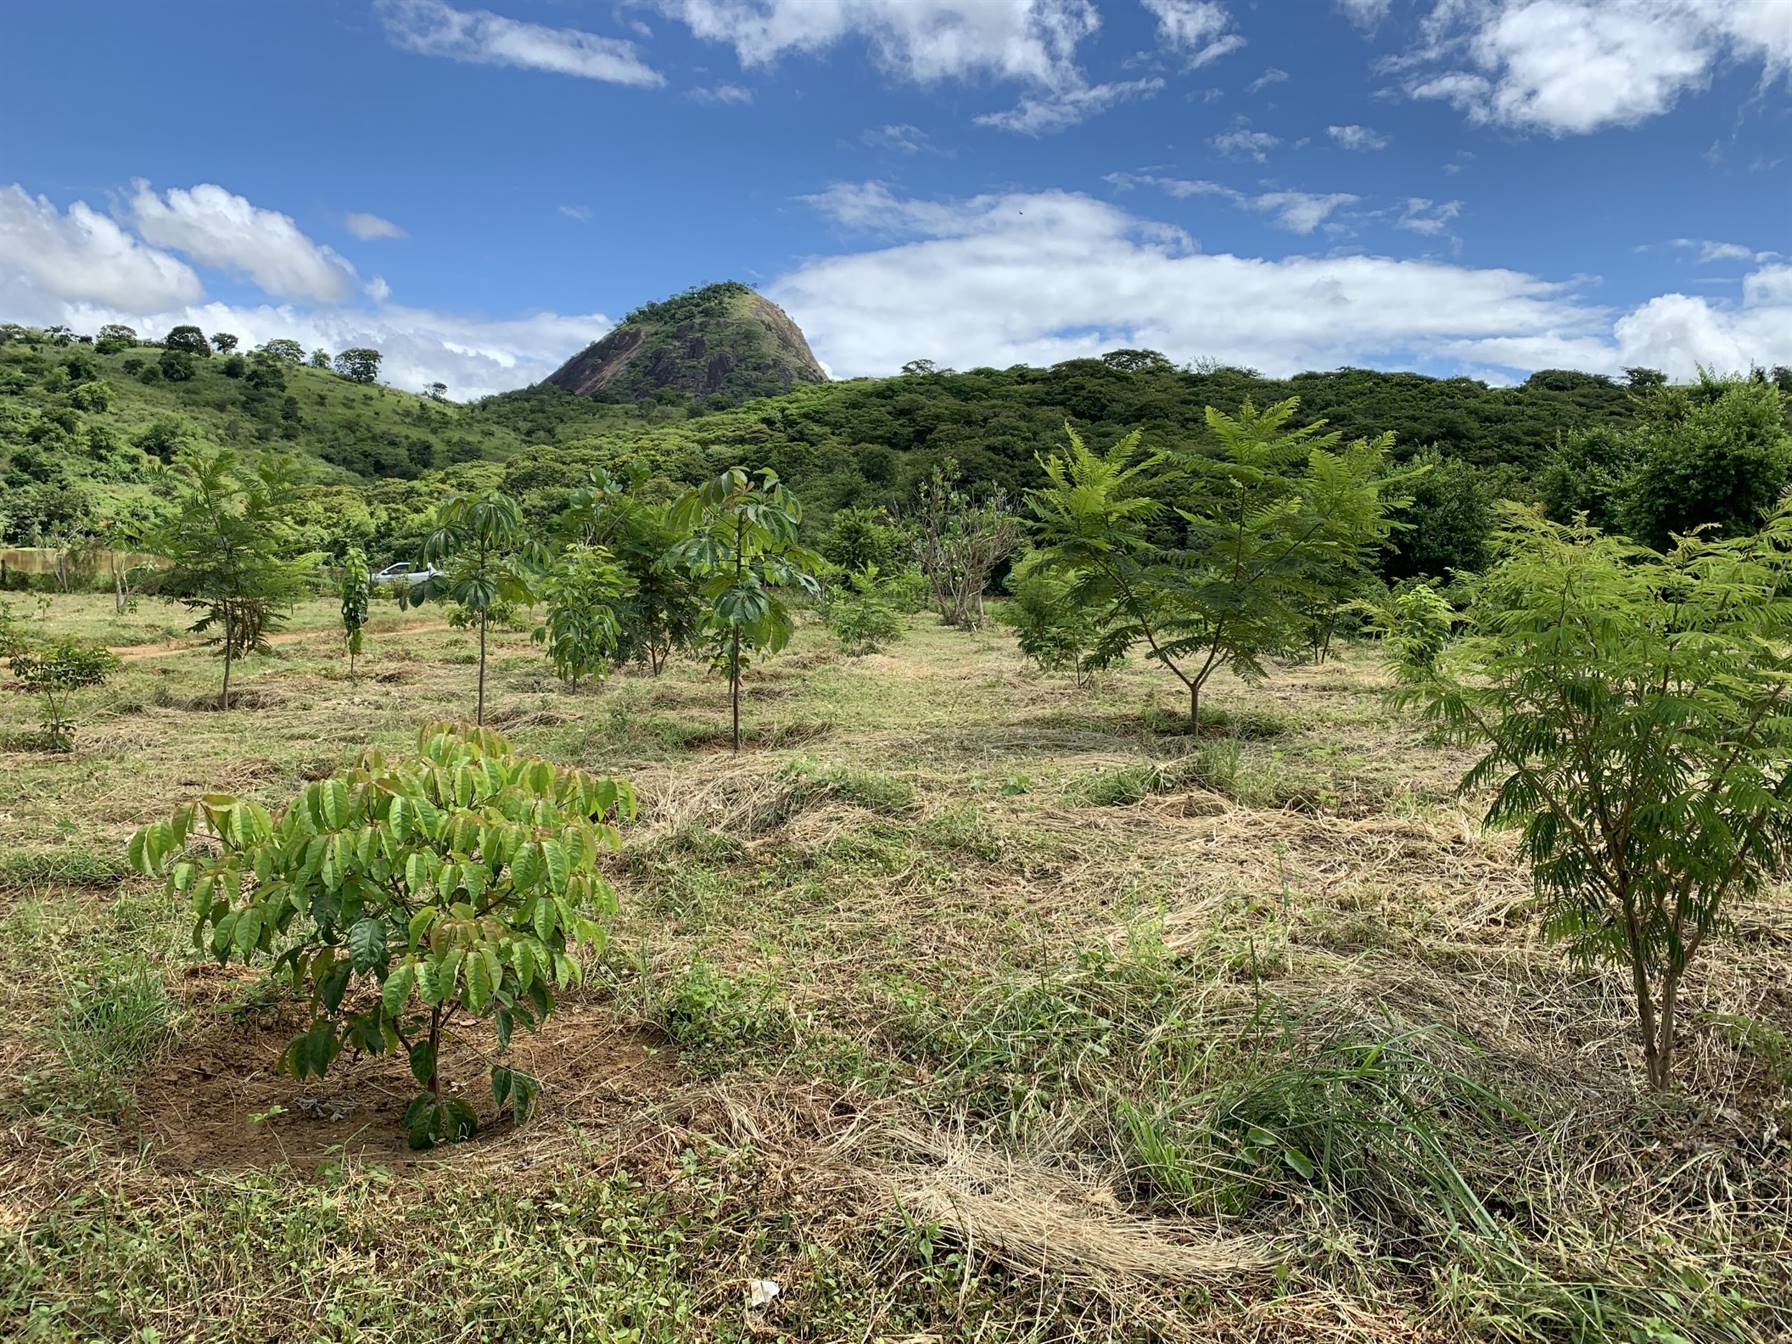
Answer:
543 282 827 406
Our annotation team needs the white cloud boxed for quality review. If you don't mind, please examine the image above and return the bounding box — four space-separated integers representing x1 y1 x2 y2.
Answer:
1668 237 1778 265
3 180 609 399
346 212 407 240
379 0 664 87
1108 173 1356 234
1401 0 1792 135
56 296 607 400
657 0 1100 85
1211 117 1279 160
1397 197 1464 235
975 77 1163 134
688 82 753 104
1247 66 1288 93
1254 191 1360 234
778 182 1792 383
862 123 938 154
1141 0 1244 65
775 181 1612 377
559 204 594 222
1336 0 1391 29
0 184 201 313
1327 123 1390 150
128 182 358 303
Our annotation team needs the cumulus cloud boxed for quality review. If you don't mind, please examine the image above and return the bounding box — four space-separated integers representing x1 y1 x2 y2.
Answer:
3 180 610 399
1327 123 1390 150
775 181 1792 382
0 184 200 313
48 295 607 400
346 212 407 240
128 182 358 303
1400 0 1792 135
1247 67 1289 93
1141 0 1245 66
379 0 663 86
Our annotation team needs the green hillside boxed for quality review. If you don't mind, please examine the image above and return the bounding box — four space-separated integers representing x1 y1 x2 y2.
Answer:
2 315 1652 567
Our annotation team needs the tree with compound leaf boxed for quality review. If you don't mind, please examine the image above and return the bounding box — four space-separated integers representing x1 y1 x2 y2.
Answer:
1391 507 1792 1089
129 720 636 1147
671 467 820 752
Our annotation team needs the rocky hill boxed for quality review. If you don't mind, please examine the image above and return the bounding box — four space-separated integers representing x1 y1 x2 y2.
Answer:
542 281 827 406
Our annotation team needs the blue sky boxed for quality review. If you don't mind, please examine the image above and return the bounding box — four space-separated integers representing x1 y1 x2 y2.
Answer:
3 0 1789 395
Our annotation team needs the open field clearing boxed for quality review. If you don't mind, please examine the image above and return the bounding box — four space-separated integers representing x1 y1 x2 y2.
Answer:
3 599 1789 1342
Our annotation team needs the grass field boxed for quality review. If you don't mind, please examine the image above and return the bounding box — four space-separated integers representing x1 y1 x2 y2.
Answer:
3 597 1789 1342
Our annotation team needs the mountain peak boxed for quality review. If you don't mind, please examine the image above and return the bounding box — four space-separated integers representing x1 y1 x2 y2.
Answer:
543 282 827 406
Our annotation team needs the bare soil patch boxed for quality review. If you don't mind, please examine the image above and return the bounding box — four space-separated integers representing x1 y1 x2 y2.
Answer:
135 966 679 1174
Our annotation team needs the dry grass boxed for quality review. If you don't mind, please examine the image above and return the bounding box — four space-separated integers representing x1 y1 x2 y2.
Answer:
2 607 1790 1341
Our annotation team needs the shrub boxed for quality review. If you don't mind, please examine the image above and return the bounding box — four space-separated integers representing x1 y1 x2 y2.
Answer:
9 638 120 750
533 543 630 690
822 566 905 655
128 721 637 1147
998 550 1114 685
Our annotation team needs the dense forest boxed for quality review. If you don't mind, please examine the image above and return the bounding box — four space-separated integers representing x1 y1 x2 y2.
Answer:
6 315 1792 584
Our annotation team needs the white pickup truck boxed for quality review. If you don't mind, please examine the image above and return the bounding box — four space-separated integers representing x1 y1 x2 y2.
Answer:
370 562 444 586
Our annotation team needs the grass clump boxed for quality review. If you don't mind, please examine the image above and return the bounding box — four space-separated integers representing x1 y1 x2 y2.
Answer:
41 959 173 1117
783 759 915 813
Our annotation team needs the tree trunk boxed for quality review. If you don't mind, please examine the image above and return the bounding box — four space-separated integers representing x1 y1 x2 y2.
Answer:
730 627 741 754
1624 910 1670 1089
427 1005 443 1105
112 559 125 615
221 604 234 711
1651 967 1683 1091
476 608 488 725
1188 681 1200 733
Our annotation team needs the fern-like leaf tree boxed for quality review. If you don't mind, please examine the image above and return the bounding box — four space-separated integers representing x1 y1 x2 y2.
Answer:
1029 402 1404 729
153 447 314 710
1392 507 1792 1089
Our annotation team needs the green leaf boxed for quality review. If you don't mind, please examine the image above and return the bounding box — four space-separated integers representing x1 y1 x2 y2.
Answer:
381 961 415 1016
465 946 494 1012
321 778 350 830
494 1006 514 1050
348 916 388 974
232 906 263 959
408 1040 436 1088
533 894 557 942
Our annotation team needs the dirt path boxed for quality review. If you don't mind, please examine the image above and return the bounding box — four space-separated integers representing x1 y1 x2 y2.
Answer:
109 618 452 663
